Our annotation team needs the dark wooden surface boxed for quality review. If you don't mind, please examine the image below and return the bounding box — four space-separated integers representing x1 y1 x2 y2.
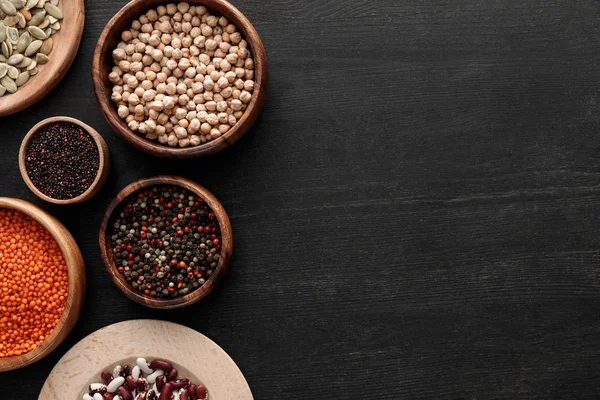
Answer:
1 0 600 398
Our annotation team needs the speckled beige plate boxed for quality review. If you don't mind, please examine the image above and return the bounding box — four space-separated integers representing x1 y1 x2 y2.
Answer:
38 320 253 400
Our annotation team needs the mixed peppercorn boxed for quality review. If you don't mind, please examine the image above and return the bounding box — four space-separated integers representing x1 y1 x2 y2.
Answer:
108 185 222 299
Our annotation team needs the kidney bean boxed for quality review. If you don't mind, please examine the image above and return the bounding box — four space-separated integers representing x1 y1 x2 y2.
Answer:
166 368 178 382
117 386 133 400
179 388 189 400
107 377 125 393
90 383 107 394
171 379 189 390
187 385 197 400
113 365 123 378
147 369 164 384
159 383 173 400
126 376 136 390
136 378 149 391
195 385 208 400
156 375 166 392
150 359 173 372
101 371 114 385
146 390 158 400
131 366 141 381
134 393 147 400
103 393 115 400
137 358 154 374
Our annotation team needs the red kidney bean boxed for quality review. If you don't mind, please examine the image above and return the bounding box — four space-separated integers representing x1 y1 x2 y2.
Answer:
156 375 166 392
150 359 173 372
90 383 107 394
159 383 173 400
117 386 134 400
121 365 132 377
188 385 197 400
179 388 189 400
195 385 208 400
126 376 136 390
136 378 149 391
146 390 157 400
101 371 114 385
103 393 115 400
171 379 189 390
135 393 147 400
166 369 178 382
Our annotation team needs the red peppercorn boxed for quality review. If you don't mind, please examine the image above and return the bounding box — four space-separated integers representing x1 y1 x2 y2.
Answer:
191 213 197 219
184 226 190 233
128 253 134 260
203 226 211 233
197 226 204 232
171 259 178 267
140 232 147 239
126 245 132 251
211 227 216 233
138 276 144 281
213 238 220 245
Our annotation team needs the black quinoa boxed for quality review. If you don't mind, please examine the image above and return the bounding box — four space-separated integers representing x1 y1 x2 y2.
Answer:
108 185 222 299
25 122 100 200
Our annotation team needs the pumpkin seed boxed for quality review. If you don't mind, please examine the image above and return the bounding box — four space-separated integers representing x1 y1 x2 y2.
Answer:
28 10 44 26
25 58 35 69
15 70 28 86
3 14 19 26
34 52 46 63
0 75 15 92
0 0 16 16
24 39 40 56
6 53 22 65
16 11 25 27
38 36 50 53
6 26 17 43
49 20 58 30
1 41 10 58
43 3 61 19
6 64 16 78
15 56 31 68
0 24 6 42
47 14 55 23
16 31 30 52
43 25 50 36
0 84 5 96
36 0 45 7
0 10 4 19
28 25 45 39
49 0 56 4
0 63 6 78
9 0 26 9
25 0 36 9
28 66 36 75
37 15 49 28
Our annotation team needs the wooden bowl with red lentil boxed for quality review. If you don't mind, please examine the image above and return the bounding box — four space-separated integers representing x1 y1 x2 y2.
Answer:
98 176 232 309
0 197 86 372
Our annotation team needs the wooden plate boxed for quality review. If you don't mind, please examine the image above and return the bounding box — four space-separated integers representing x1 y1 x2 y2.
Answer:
0 0 85 117
38 320 253 400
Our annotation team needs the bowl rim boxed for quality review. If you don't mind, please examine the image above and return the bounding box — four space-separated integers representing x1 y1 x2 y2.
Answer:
92 0 268 158
0 0 85 117
18 116 110 205
0 197 86 372
98 175 233 309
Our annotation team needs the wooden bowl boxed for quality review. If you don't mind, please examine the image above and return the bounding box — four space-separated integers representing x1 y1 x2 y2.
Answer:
98 176 233 309
19 116 111 205
39 320 253 399
0 0 85 117
0 197 86 372
92 0 268 159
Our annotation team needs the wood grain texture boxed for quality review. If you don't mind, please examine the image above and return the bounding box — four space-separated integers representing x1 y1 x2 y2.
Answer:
38 320 253 399
98 176 233 309
18 116 111 205
0 198 85 372
92 0 268 158
0 0 85 117
2 0 600 398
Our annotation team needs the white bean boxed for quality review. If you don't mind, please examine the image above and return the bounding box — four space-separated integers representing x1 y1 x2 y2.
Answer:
131 365 141 380
93 394 103 400
146 369 164 384
107 376 125 393
137 357 153 374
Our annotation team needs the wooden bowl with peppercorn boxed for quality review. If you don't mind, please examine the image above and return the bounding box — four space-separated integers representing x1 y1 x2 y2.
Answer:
0 197 86 372
18 116 111 205
92 0 268 159
99 176 232 309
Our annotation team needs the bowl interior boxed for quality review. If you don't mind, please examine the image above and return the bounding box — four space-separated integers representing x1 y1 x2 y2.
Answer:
93 0 267 158
0 197 85 372
99 176 232 309
19 116 109 205
0 0 85 116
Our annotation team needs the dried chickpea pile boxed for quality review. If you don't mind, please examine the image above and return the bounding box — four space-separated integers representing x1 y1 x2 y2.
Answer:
0 208 68 358
109 2 256 148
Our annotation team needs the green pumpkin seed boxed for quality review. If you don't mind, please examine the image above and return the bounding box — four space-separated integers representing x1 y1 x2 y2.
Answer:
43 3 61 19
0 0 16 16
6 64 16 78
36 0 45 7
16 12 25 28
16 31 31 52
28 66 36 75
9 0 26 9
47 14 56 23
1 41 10 58
15 70 28 86
25 0 36 9
15 56 31 68
0 75 15 92
0 24 6 42
38 36 50 53
49 0 56 4
6 53 22 65
25 58 35 69
0 63 6 78
6 26 17 43
24 38 40 56
28 25 45 39
0 55 5 62
0 84 6 96
28 10 44 26
43 26 50 36
49 20 58 30
37 15 48 28
34 51 46 63
0 10 4 19
3 14 18 26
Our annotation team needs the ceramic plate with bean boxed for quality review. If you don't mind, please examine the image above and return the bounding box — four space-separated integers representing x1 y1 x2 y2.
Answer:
83 357 208 400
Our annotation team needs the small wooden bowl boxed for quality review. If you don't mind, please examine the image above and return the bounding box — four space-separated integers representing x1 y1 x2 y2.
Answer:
99 176 233 309
19 116 111 205
92 0 268 159
0 0 85 117
0 197 86 372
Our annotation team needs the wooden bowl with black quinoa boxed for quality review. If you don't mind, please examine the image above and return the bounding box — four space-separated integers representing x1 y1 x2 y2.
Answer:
18 116 111 205
98 175 233 309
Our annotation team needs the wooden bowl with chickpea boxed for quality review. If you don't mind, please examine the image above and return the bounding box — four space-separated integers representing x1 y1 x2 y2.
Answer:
92 0 268 159
0 197 85 372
